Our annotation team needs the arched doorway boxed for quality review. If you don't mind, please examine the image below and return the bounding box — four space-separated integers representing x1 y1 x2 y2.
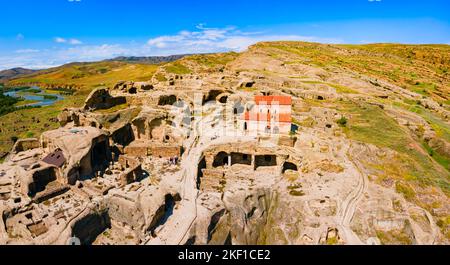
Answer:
158 95 177 106
218 95 228 104
282 162 298 173
213 152 229 167
197 157 206 189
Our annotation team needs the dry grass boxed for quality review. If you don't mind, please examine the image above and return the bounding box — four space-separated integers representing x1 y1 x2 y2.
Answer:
8 61 158 89
255 41 449 104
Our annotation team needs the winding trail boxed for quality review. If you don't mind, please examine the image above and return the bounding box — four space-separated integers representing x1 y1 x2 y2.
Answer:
145 116 202 245
335 144 367 245
146 105 257 245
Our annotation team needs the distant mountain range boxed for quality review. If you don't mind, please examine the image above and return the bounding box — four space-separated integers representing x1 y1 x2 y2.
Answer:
105 54 193 64
0 54 194 83
0 68 37 82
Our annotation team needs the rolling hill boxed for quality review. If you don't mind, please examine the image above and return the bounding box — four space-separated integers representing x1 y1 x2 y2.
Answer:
0 67 37 82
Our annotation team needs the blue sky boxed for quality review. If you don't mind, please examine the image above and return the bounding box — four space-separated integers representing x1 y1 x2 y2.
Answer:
0 0 449 70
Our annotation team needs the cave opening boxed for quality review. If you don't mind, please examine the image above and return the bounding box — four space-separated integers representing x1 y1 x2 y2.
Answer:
71 212 111 245
254 155 277 170
28 167 58 196
92 140 109 173
224 232 233 245
218 95 228 104
282 162 298 173
245 82 254 88
197 157 206 189
203 90 224 105
111 124 135 146
158 95 177 106
207 209 226 242
128 87 137 94
133 119 146 140
213 152 229 168
149 194 181 237
230 152 252 166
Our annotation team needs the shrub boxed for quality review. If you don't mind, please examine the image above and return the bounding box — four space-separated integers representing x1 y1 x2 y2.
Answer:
336 116 348 127
43 95 58 100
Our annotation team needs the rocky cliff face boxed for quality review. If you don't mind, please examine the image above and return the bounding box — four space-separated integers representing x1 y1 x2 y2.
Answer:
206 189 276 245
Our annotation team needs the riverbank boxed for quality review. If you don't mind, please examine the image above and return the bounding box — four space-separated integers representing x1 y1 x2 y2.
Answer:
3 86 65 107
0 89 88 161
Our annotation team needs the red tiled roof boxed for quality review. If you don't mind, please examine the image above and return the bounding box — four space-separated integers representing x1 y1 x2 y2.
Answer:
254 95 292 105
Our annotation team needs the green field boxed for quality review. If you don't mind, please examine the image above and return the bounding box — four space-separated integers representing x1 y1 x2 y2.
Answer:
0 61 160 157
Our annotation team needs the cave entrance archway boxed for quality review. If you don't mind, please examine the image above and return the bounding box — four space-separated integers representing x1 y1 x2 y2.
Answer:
128 87 137 94
72 212 111 245
92 140 109 172
148 118 164 140
148 193 181 237
203 90 224 105
29 167 58 196
133 119 146 140
231 152 252 166
213 152 229 168
282 162 298 173
218 95 228 104
197 157 206 189
158 95 177 106
254 155 277 170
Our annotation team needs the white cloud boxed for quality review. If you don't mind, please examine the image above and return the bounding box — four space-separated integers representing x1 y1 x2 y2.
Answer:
15 49 40 54
68 39 83 45
54 37 83 45
0 44 127 70
146 25 342 54
54 37 67 43
0 26 342 70
57 44 127 62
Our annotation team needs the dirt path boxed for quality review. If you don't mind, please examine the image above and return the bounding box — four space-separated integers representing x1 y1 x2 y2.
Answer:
146 119 202 245
146 106 226 244
336 144 367 245
146 105 260 245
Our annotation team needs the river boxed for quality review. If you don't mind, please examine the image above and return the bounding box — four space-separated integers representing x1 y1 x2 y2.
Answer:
3 86 64 107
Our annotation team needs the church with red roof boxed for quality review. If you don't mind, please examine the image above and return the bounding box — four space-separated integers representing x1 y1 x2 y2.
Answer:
241 95 292 135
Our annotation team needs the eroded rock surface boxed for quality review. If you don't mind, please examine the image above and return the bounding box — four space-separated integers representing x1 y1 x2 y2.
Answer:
0 42 449 245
